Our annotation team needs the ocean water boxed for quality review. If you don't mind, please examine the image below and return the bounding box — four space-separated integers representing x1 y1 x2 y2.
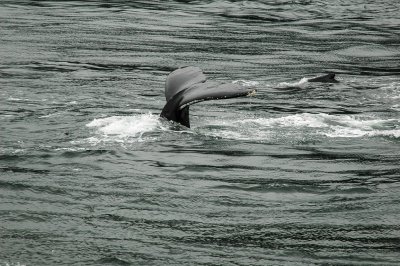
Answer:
1 1 400 265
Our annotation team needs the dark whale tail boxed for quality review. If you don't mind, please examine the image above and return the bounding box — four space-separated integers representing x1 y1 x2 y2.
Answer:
307 73 338 83
160 66 256 128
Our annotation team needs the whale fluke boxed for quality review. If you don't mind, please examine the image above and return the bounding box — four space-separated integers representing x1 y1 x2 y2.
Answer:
307 73 338 83
160 66 256 128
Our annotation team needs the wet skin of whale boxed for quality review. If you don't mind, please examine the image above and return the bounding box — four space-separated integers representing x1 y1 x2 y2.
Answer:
160 66 256 128
160 67 337 128
307 73 338 83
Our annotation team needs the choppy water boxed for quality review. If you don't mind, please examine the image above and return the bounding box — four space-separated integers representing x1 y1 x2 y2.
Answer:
1 1 400 265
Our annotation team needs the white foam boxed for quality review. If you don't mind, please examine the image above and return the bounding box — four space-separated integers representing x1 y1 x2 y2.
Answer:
325 127 400 138
54 147 86 152
232 80 259 88
86 113 161 141
277 77 309 89
3 262 27 266
7 97 27 102
83 111 399 144
203 113 400 141
238 113 327 128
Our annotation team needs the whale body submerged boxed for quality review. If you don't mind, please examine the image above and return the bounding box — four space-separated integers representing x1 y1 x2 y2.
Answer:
160 66 256 128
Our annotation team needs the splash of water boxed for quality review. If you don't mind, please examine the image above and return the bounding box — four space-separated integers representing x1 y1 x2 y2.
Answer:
277 77 309 89
85 113 163 143
83 112 399 145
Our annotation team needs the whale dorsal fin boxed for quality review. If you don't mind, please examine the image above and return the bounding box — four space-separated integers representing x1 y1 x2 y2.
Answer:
160 67 256 128
308 73 338 83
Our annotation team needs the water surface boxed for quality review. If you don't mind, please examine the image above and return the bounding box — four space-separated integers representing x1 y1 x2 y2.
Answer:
1 1 400 265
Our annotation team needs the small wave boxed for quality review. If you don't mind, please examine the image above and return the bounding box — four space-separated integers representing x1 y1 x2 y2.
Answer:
391 104 400 111
335 44 399 58
97 256 131 265
7 97 29 102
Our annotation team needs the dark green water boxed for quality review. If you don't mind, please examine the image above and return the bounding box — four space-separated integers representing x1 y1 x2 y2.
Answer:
1 1 400 265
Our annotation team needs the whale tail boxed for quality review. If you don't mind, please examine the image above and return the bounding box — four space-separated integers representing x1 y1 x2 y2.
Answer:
160 66 256 128
307 73 338 83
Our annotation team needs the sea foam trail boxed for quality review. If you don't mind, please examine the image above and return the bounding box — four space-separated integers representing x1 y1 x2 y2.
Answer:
85 112 399 144
204 113 400 140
